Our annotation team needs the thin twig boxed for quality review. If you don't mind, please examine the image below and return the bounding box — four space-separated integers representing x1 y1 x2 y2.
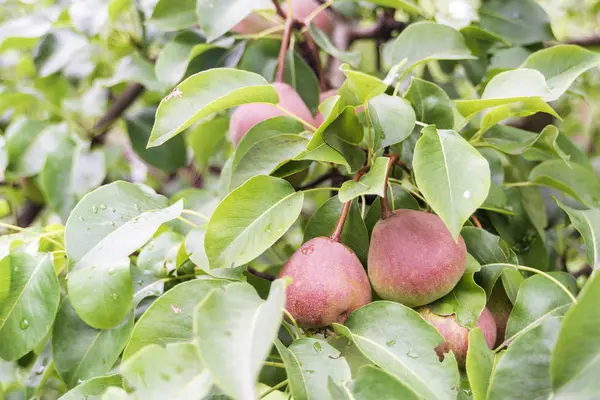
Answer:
276 16 295 83
297 169 339 190
471 215 483 229
91 83 145 144
330 166 369 242
247 267 276 282
380 154 399 219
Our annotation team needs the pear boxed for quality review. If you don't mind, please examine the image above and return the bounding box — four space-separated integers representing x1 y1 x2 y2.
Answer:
487 282 513 347
278 237 371 328
368 209 466 307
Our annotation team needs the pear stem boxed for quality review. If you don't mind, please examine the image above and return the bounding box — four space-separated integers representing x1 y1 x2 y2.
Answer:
330 166 369 242
276 14 294 83
380 154 399 220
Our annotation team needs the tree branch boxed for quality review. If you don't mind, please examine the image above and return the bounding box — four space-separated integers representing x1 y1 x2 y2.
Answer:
16 200 43 228
297 169 340 190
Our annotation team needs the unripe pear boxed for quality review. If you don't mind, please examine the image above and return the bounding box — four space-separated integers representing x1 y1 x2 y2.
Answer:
487 283 513 346
368 210 466 307
282 0 334 34
228 82 314 146
278 237 372 328
419 307 497 367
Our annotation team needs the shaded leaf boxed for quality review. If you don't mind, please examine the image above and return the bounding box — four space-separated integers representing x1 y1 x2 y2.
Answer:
309 23 360 67
405 78 454 129
466 328 494 400
556 201 600 268
59 374 123 400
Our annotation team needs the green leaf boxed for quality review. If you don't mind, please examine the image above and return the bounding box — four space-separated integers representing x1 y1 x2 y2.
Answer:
304 196 369 265
205 176 303 269
551 271 600 398
480 184 515 215
34 30 88 77
230 134 309 190
337 365 421 399
194 280 285 400
188 116 230 173
322 107 365 172
339 157 388 202
308 23 360 67
150 0 196 31
148 68 278 147
346 0 422 14
556 201 600 268
0 256 9 305
335 301 460 400
121 343 212 399
67 257 133 329
340 64 388 103
481 124 569 164
97 54 165 93
367 94 416 149
197 0 272 42
275 338 351 400
522 45 600 101
68 0 110 36
487 317 561 400
389 22 474 69
0 253 59 361
52 300 133 387
505 273 576 341
413 126 491 239
65 181 182 265
136 231 182 276
405 78 454 129
529 160 600 208
100 387 130 399
125 108 187 173
479 0 553 45
429 254 486 328
455 69 555 118
466 328 494 400
123 279 228 359
169 188 219 234
59 374 123 400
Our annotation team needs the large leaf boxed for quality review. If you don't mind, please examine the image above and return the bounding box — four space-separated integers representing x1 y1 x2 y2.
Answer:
188 116 230 173
275 338 351 400
347 0 422 14
194 280 285 400
123 279 228 359
522 45 600 101
149 0 196 31
204 176 303 269
0 253 59 360
367 94 416 149
479 0 553 45
59 374 123 400
148 68 278 147
388 21 474 69
504 273 576 341
529 160 600 209
335 301 460 400
304 196 369 265
64 181 182 266
338 157 388 202
52 300 133 387
413 126 491 239
404 78 454 129
466 328 494 400
196 0 272 42
555 201 600 268
487 317 561 400
121 343 212 400
332 365 421 399
551 271 600 398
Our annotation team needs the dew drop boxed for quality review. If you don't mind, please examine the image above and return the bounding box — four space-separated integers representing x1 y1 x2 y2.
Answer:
406 348 418 359
110 221 116 227
13 266 19 272
78 379 84 384
264 223 272 233
463 389 473 396
137 279 143 285
313 342 322 352
386 339 396 348
19 318 29 330
100 204 107 210
463 190 471 199
305 369 315 374
134 204 141 212
112 293 119 300
92 205 98 214
78 216 85 222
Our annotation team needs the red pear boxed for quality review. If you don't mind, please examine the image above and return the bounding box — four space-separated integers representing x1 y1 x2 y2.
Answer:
487 283 513 347
368 210 466 306
278 237 371 328
419 307 497 367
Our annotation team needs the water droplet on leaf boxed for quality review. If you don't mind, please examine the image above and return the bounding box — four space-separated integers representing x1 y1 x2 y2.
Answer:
313 342 322 352
19 318 29 330
386 339 396 347
112 293 118 300
406 348 418 359
92 205 98 214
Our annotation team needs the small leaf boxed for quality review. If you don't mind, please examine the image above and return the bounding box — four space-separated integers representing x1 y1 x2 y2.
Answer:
339 157 388 202
466 328 494 400
194 280 285 400
551 271 600 398
341 365 421 399
123 279 228 359
429 255 486 328
529 160 600 208
148 68 278 147
413 126 491 239
487 317 561 400
556 201 600 268
188 116 230 173
309 23 361 67
322 107 365 172
522 45 600 101
52 300 133 387
150 0 196 31
340 64 387 103
197 0 272 42
389 22 474 69
368 94 416 149
304 196 369 265
121 343 212 399
335 301 460 400
405 78 454 129
0 253 60 361
59 374 123 400
275 338 351 400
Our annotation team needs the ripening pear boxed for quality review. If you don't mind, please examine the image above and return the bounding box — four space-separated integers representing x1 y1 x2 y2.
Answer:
487 283 513 346
419 307 497 367
277 237 372 328
368 209 466 307
228 82 315 146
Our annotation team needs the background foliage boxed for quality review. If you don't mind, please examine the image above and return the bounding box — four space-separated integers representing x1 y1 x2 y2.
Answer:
1 0 600 399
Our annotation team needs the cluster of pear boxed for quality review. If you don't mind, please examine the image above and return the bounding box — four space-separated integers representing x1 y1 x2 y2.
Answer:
227 74 507 368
